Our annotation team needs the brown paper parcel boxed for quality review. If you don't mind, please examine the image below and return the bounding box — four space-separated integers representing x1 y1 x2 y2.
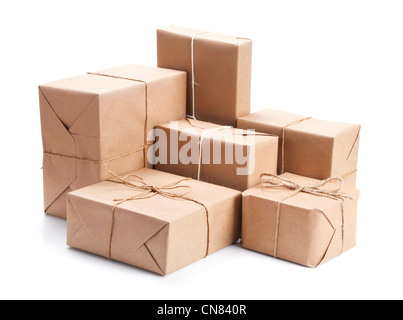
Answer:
67 168 242 276
241 173 360 267
237 109 361 188
39 64 186 219
154 119 278 192
157 25 252 127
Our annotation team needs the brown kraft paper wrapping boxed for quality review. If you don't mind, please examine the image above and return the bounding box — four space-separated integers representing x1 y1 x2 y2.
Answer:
39 64 186 219
157 25 252 127
154 119 279 192
237 109 361 188
241 173 360 267
67 168 242 276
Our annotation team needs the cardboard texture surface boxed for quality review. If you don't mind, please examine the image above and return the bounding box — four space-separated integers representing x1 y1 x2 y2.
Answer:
157 25 252 127
237 109 361 187
67 168 242 275
241 173 360 267
39 65 187 219
154 119 278 192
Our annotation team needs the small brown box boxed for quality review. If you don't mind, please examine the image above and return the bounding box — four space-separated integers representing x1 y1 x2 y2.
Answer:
242 173 360 267
154 119 278 192
237 109 361 187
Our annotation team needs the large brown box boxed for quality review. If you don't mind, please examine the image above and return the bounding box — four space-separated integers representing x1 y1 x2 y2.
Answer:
154 119 278 192
237 109 361 187
67 168 242 276
242 173 360 267
157 25 252 127
39 64 186 219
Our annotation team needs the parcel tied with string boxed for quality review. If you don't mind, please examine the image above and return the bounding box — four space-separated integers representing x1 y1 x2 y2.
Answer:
157 25 252 127
241 173 360 268
237 109 361 188
153 119 279 192
39 64 186 219
67 168 242 276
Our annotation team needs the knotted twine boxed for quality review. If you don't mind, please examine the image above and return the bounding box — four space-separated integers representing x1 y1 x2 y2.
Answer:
106 171 211 260
260 174 354 258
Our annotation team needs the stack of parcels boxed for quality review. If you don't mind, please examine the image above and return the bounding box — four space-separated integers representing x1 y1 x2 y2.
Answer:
237 109 361 266
39 26 361 274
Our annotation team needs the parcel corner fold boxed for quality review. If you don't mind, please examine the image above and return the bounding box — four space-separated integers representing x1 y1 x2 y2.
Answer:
39 64 187 219
66 168 242 276
157 25 252 127
241 172 360 268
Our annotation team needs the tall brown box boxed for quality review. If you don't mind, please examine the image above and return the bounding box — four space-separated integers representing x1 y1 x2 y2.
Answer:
154 119 278 192
67 168 242 275
237 109 361 187
39 64 186 219
157 26 252 127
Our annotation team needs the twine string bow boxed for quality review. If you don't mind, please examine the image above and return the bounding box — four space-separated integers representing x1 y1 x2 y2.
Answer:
106 171 210 260
260 174 354 258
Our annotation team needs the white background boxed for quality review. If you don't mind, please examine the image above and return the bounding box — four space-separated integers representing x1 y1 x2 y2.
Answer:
1 0 402 300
